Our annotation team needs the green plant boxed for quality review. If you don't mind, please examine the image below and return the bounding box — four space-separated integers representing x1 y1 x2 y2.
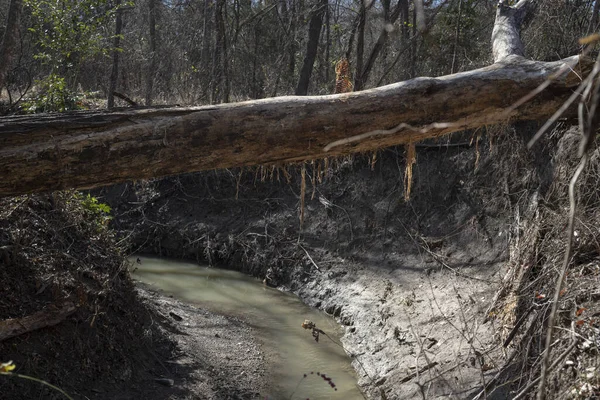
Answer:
25 0 123 69
75 193 112 230
21 74 83 113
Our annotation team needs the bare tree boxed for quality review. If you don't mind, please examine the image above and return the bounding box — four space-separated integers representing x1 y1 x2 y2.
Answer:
296 0 328 95
108 0 123 109
211 0 229 103
355 0 402 90
145 0 157 106
0 0 23 91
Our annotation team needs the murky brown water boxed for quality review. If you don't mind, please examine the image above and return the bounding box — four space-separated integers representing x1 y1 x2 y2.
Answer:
131 256 363 400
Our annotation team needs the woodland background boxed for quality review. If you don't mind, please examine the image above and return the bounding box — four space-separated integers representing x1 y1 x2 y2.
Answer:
0 0 596 113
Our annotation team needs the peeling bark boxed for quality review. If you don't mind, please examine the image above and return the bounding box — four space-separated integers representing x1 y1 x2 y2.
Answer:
0 56 591 197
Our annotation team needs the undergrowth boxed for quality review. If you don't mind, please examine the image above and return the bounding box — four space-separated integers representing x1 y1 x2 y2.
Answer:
483 127 600 399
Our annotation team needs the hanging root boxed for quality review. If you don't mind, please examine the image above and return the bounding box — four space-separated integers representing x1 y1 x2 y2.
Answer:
371 151 378 170
404 143 417 201
311 160 316 200
300 163 306 230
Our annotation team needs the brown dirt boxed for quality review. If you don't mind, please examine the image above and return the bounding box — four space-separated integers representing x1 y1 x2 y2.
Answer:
2 123 598 400
0 193 267 400
101 124 600 399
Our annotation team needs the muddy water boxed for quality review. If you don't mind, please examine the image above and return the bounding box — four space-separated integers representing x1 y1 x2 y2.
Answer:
131 256 363 400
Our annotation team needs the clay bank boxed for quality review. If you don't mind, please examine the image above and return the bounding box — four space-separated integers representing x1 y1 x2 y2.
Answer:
102 138 527 400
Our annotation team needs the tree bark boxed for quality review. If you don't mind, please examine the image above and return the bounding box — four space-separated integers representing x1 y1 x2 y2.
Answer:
295 0 328 95
0 303 76 342
211 0 227 103
492 0 531 62
356 0 402 89
145 0 157 106
107 1 123 109
0 0 588 197
0 0 23 91
0 56 591 197
353 0 367 91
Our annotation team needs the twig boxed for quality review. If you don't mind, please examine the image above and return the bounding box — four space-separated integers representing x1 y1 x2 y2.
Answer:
526 71 593 149
536 154 588 400
324 122 455 152
517 340 578 400
503 305 534 348
527 43 599 149
399 362 439 383
318 194 354 241
1 372 74 400
112 91 138 106
298 244 320 270
397 218 496 283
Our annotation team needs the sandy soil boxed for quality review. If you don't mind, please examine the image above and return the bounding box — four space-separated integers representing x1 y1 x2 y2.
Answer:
130 285 268 400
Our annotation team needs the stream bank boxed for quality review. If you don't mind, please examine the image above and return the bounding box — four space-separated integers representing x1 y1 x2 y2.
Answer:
0 193 269 399
102 127 549 399
104 125 600 399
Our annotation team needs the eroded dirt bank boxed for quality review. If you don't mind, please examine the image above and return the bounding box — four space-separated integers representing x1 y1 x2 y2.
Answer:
100 126 554 399
2 123 596 400
0 194 267 399
102 124 600 399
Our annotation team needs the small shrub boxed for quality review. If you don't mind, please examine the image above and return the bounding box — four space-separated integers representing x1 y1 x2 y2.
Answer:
20 74 83 113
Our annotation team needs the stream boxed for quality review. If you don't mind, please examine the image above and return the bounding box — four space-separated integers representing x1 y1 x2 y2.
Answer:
131 256 363 399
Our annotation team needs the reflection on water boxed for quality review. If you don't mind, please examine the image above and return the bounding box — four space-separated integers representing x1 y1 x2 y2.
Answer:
131 256 363 400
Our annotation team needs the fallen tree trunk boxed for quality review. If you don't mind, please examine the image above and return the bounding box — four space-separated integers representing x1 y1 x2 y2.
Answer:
0 55 591 197
0 303 77 342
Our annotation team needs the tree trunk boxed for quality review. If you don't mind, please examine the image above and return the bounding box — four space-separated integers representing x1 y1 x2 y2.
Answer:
145 0 157 106
325 3 331 85
588 0 600 34
222 0 231 103
295 0 328 95
107 1 123 109
211 0 226 103
353 0 367 91
0 0 23 91
400 0 409 40
0 0 589 197
492 0 531 62
0 303 76 342
357 0 402 89
0 55 590 197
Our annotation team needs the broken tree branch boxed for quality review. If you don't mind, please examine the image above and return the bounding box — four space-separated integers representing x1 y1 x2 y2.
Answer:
0 302 77 342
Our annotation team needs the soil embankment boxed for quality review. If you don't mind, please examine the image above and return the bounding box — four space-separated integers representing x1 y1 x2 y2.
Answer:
0 193 267 399
2 123 597 400
103 126 558 399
